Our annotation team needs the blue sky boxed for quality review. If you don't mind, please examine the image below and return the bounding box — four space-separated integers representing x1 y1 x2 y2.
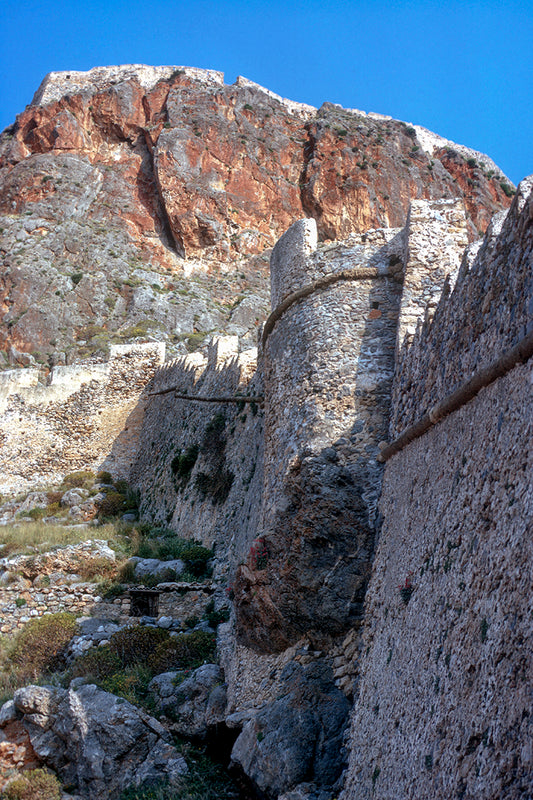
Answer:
1 0 531 185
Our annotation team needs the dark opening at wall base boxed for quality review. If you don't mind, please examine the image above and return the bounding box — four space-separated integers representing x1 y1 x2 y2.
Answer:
129 589 160 617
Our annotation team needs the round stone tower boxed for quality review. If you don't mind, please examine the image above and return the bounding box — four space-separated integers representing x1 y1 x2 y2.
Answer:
234 218 403 652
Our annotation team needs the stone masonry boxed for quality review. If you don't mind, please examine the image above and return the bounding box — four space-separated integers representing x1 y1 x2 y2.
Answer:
232 208 465 653
0 342 165 494
340 177 533 799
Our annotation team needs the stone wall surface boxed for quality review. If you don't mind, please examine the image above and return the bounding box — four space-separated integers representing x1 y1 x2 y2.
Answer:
340 176 533 799
130 336 264 580
341 361 532 800
0 342 164 494
233 219 404 652
395 198 469 352
391 176 533 436
0 583 117 634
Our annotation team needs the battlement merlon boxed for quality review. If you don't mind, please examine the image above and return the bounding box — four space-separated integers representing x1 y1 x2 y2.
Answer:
270 219 318 306
396 198 469 353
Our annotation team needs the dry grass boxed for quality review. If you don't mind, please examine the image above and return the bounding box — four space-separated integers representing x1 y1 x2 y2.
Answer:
0 521 126 557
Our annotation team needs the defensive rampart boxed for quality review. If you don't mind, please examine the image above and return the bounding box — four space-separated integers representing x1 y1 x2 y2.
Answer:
341 178 533 799
0 343 165 494
129 336 263 581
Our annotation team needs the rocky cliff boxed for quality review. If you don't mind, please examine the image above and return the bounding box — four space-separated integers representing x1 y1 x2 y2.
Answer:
0 64 513 366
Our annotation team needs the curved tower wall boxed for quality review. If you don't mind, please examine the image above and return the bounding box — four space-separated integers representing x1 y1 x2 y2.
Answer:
234 219 404 651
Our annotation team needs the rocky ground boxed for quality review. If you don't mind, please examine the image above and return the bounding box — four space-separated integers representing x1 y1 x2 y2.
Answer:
0 476 241 799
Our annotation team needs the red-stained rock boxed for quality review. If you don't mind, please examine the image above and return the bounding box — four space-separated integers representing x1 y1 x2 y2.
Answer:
0 65 514 361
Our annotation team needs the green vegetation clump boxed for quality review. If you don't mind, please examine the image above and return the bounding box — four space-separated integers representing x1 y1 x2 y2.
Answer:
71 627 215 709
119 746 239 799
1 768 62 800
499 181 515 198
71 644 123 680
131 530 212 578
61 470 95 490
98 491 127 519
171 445 199 488
109 626 170 667
183 332 207 352
148 631 216 675
203 600 230 628
96 470 113 484
25 507 48 521
194 414 234 505
6 612 77 684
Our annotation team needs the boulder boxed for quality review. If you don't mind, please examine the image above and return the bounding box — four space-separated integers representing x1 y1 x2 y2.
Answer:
60 488 90 508
127 557 185 581
230 661 349 798
17 492 49 513
5 684 187 799
149 663 226 738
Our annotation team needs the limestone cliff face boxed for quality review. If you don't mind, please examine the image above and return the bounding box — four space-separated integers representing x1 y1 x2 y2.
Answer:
0 64 513 365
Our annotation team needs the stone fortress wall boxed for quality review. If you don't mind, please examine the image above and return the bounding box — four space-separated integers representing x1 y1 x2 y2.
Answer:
0 342 165 495
340 179 533 799
0 171 530 797
129 335 264 584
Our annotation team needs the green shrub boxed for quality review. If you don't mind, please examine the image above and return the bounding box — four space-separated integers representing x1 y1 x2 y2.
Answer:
179 543 212 578
184 332 207 352
62 470 95 489
96 471 113 484
71 644 122 680
120 742 239 799
99 580 127 599
9 613 77 682
194 470 234 505
109 626 169 667
2 768 62 800
26 507 48 521
100 664 153 707
171 445 199 488
148 631 216 674
130 532 212 578
98 491 127 519
205 607 230 628
500 181 515 198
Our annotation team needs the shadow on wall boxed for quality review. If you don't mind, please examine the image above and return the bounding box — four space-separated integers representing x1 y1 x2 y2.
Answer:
129 341 264 564
99 384 157 481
